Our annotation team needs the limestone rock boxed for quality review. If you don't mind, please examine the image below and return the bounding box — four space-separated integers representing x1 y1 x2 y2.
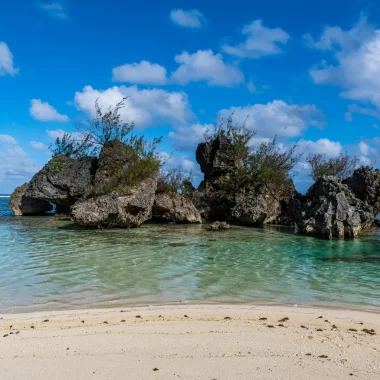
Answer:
27 156 97 214
71 176 157 228
9 183 52 216
152 192 202 224
292 176 374 239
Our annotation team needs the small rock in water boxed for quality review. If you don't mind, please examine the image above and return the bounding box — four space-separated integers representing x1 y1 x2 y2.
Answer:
209 221 231 232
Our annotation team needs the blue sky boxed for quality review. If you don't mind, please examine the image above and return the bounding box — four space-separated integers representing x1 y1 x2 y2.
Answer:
1 0 380 194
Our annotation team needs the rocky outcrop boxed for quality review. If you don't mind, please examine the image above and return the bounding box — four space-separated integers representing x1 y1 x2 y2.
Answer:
193 134 294 225
72 176 157 228
292 176 374 239
152 192 202 224
8 183 52 216
26 156 97 214
344 167 380 216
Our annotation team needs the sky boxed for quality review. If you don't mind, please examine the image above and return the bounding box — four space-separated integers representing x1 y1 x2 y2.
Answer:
1 0 380 194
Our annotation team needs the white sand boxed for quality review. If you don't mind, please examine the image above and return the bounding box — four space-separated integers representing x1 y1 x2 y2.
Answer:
1 304 379 379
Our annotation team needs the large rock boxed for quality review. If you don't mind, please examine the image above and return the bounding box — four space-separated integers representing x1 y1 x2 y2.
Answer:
345 167 380 215
26 156 97 214
193 134 295 225
72 176 157 228
196 134 241 178
152 192 202 224
8 183 52 216
292 176 374 239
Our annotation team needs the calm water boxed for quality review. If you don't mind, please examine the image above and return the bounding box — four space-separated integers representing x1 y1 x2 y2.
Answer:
1 198 380 313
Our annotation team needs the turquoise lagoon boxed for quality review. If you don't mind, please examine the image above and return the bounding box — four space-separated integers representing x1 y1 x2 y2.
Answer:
0 198 379 312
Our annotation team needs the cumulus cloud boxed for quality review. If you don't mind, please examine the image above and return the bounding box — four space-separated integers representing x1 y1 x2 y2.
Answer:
112 61 168 85
0 140 42 192
169 123 213 152
37 1 68 20
218 100 324 140
29 141 48 151
171 50 244 86
308 16 380 112
74 85 192 128
0 134 17 145
298 138 343 158
0 42 19 76
30 99 69 122
222 19 290 58
169 9 206 28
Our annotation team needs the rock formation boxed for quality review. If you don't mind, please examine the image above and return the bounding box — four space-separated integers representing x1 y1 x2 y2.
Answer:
72 176 157 228
193 134 295 225
152 192 202 224
291 176 374 239
26 156 97 214
8 183 52 216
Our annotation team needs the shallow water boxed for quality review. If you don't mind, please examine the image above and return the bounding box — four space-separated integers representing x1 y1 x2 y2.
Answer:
1 198 380 312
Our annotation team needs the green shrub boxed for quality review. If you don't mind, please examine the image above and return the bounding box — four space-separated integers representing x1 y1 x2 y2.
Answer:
307 153 359 181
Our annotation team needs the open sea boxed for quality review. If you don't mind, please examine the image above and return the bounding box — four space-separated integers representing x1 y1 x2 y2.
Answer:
0 197 379 313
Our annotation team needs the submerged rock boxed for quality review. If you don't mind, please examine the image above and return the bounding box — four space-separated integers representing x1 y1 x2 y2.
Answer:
322 255 380 263
292 176 374 239
72 176 157 228
26 156 97 214
152 192 202 224
9 183 52 216
209 221 231 231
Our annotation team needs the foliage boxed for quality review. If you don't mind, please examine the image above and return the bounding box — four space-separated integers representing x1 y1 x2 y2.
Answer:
49 132 94 159
205 114 255 162
307 153 359 181
156 167 193 194
206 116 302 198
79 97 136 153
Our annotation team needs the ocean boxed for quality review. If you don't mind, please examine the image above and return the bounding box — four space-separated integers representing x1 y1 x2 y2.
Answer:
0 197 379 313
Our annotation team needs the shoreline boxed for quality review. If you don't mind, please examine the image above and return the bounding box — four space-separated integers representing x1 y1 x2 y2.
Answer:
1 304 379 379
2 299 380 316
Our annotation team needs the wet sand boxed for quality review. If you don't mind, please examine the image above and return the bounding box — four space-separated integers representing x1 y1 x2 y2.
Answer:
1 304 379 379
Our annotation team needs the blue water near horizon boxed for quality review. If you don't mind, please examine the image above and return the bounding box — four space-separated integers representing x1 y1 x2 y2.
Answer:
0 197 380 313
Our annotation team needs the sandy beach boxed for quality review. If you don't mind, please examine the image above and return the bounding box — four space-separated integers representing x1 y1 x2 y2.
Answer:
0 304 379 380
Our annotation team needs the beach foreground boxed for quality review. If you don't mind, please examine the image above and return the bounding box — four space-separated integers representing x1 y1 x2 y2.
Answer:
1 304 379 380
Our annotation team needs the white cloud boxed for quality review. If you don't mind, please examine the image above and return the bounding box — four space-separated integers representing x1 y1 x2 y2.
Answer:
171 50 244 86
29 99 69 122
0 144 42 192
169 9 206 28
0 42 19 76
222 19 290 58
298 138 343 158
0 134 17 145
308 16 380 112
169 123 213 152
74 85 192 128
30 141 48 151
37 1 68 20
218 100 324 139
112 61 168 85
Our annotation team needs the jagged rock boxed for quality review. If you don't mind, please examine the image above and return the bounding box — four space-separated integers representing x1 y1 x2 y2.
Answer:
292 176 374 239
26 156 97 214
231 193 281 225
209 221 231 231
71 176 157 228
372 219 380 228
152 192 202 224
8 183 52 216
196 135 241 178
345 167 380 215
193 135 294 225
